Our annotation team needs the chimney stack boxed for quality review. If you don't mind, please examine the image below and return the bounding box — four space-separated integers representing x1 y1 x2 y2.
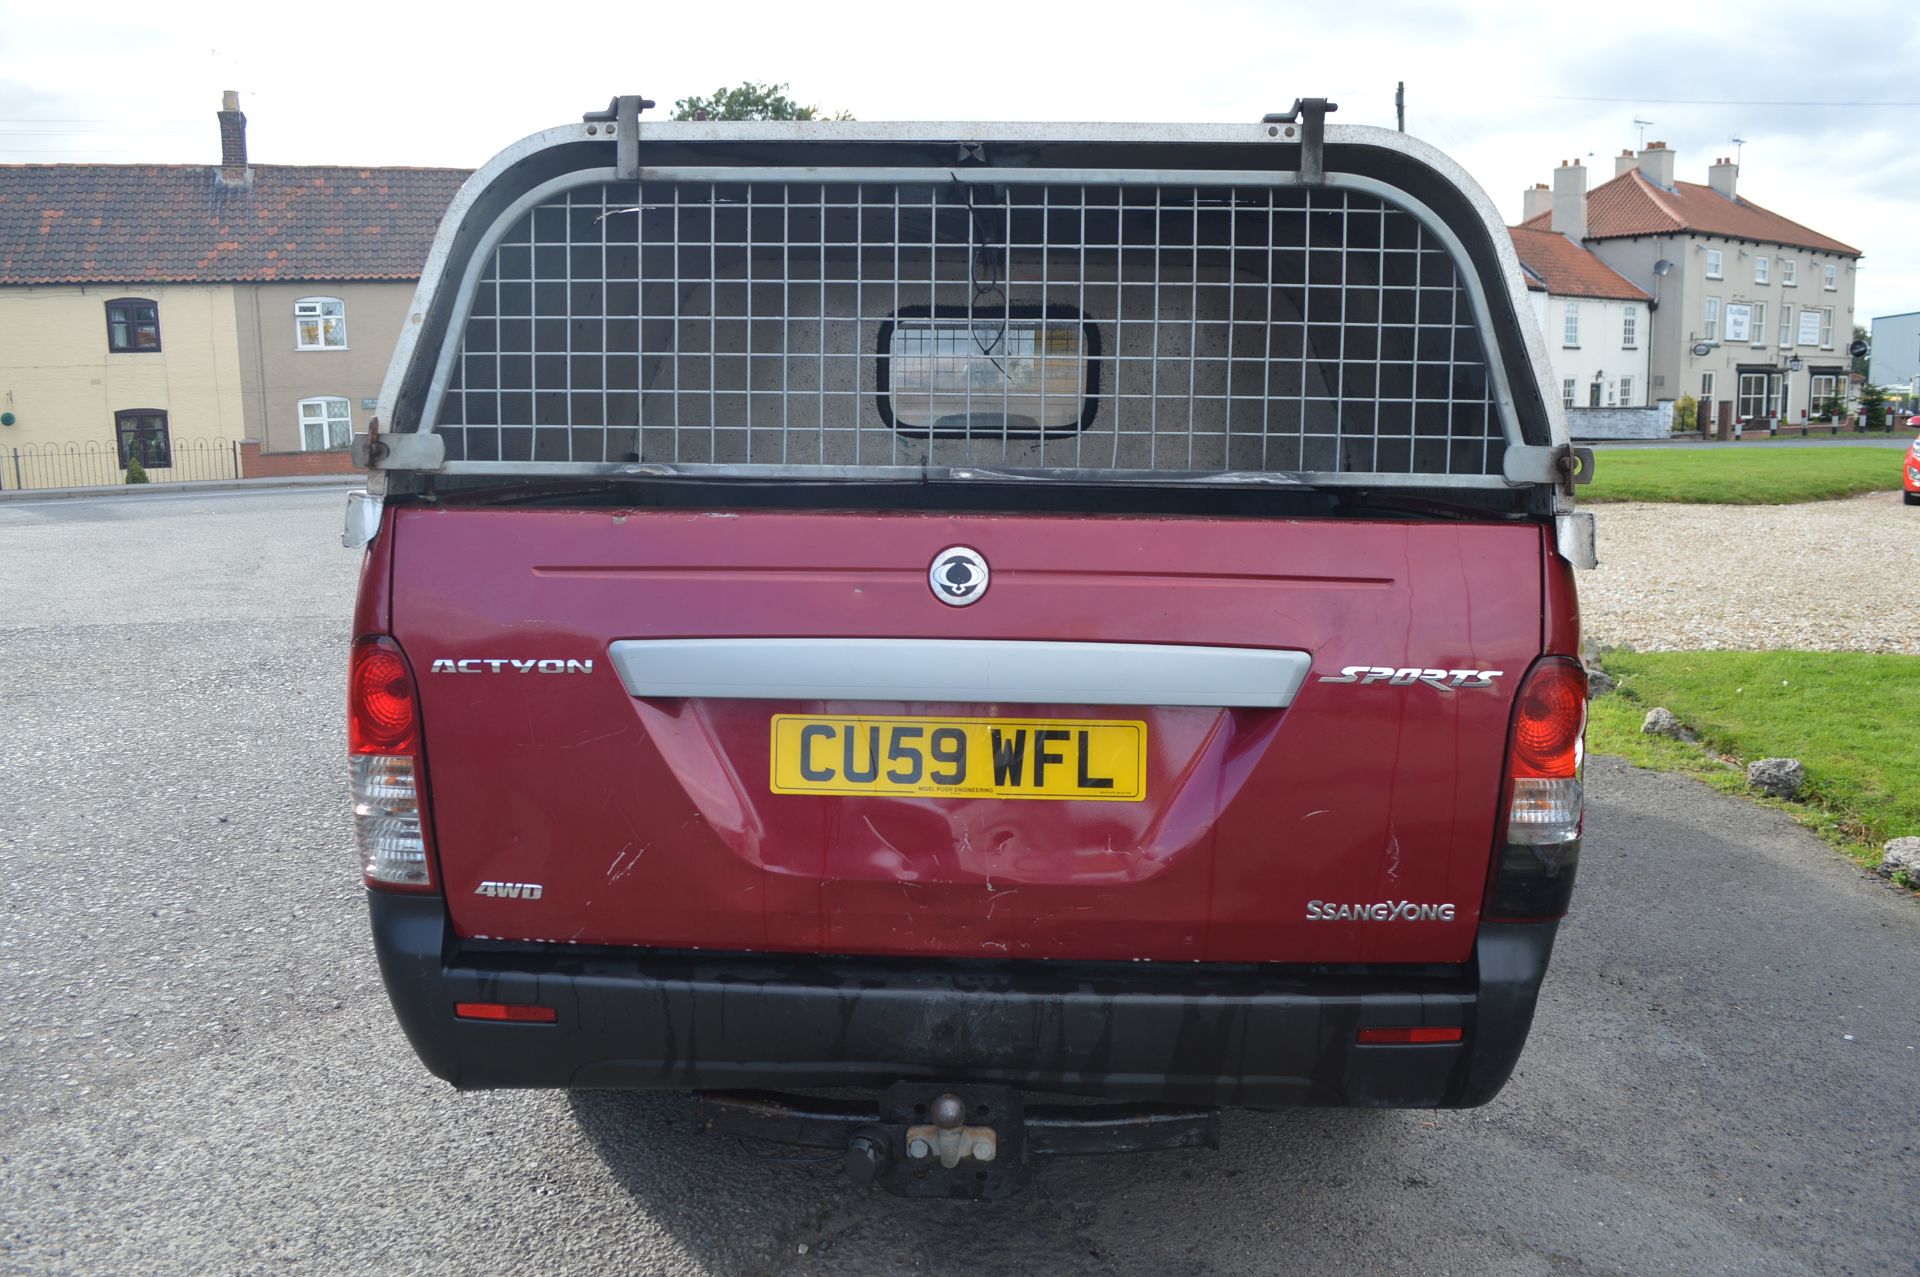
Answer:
1708 155 1738 200
1551 158 1587 241
1615 148 1639 178
1637 141 1675 189
1522 182 1552 222
217 90 249 185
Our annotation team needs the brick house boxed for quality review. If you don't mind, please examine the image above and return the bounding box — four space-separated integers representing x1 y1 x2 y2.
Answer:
0 93 466 487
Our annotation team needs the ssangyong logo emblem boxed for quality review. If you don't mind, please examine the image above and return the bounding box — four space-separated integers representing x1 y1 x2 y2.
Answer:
929 546 990 607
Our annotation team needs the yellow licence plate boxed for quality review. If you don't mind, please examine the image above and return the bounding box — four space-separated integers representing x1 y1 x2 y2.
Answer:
770 714 1146 801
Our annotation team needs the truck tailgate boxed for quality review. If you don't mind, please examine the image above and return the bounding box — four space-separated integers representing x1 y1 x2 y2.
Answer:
392 506 1542 965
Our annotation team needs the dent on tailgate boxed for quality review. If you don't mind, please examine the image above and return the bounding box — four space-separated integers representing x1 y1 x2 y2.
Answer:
395 506 1540 965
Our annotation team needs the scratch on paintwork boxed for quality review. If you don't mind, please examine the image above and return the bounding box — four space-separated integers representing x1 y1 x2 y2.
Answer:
570 727 625 751
862 816 903 857
986 889 1020 918
980 941 1009 952
606 843 644 884
1385 828 1402 882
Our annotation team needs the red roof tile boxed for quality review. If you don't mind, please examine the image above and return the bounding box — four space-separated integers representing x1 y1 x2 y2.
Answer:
1507 226 1650 301
0 164 470 285
1518 169 1859 257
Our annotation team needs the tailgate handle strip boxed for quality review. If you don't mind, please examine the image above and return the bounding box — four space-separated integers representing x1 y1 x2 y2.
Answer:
608 639 1311 709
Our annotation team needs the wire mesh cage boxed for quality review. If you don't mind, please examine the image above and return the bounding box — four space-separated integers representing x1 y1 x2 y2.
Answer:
430 178 1512 481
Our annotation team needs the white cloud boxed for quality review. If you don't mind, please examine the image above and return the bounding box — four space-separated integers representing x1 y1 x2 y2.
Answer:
3 0 1917 320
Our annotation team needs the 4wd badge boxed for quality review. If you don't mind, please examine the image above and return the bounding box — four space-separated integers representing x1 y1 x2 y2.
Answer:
929 547 990 607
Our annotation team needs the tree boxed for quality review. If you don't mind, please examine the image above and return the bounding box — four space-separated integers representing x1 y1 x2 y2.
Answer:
670 82 852 122
1859 383 1888 430
1850 325 1869 377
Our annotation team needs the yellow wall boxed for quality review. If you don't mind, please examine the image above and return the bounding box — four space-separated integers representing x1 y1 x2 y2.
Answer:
0 284 247 460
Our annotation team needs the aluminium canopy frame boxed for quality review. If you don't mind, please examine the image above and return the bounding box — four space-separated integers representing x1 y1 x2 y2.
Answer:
367 106 1585 509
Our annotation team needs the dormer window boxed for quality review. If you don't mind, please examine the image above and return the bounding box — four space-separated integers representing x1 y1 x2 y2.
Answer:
105 298 161 352
296 297 348 349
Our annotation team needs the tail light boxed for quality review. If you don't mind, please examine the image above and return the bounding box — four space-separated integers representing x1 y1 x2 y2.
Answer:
1486 657 1587 919
350 637 434 891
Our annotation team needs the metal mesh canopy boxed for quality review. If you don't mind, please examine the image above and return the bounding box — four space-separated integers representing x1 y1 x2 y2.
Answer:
431 179 1512 480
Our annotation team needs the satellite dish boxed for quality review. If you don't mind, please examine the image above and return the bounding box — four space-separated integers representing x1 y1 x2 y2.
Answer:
1691 341 1713 357
1652 259 1674 277
1849 339 1869 357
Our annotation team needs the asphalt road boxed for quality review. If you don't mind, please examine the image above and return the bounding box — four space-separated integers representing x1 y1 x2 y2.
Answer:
3 489 1916 1276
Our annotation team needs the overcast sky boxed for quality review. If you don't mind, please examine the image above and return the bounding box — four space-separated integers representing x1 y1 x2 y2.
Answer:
5 0 1917 325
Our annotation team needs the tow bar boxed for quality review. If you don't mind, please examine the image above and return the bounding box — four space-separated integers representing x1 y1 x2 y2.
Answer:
695 1083 1219 1200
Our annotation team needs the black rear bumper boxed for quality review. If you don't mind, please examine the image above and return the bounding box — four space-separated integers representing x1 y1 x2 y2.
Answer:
369 892 1556 1108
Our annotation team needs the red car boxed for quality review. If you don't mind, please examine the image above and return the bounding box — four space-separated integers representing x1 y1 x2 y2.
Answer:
1907 420 1920 505
349 102 1596 1197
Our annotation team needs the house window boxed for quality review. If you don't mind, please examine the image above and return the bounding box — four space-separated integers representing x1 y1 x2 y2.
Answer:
1749 302 1767 346
1782 259 1797 286
298 397 355 450
1810 374 1840 412
1588 380 1602 408
1780 308 1793 348
1820 308 1835 347
1701 371 1716 405
1561 378 1576 408
295 297 348 349
1563 300 1580 347
1753 256 1769 284
1622 305 1638 347
1737 373 1771 421
105 298 161 352
114 409 171 468
1619 375 1634 406
1705 249 1724 279
1704 297 1721 343
1822 263 1837 291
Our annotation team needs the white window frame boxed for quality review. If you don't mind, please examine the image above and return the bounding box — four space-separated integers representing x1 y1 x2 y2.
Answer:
1562 299 1580 347
1561 378 1576 408
1820 307 1835 348
1810 374 1839 413
1782 259 1797 287
1705 248 1724 279
1822 263 1837 291
1749 301 1767 347
1753 255 1769 284
1622 305 1637 348
1619 375 1634 406
1780 308 1792 348
295 296 348 350
1704 296 1721 343
1701 371 1716 404
298 396 354 450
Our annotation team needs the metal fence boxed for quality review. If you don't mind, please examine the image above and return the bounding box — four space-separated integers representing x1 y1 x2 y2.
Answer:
0 438 242 492
429 178 1514 483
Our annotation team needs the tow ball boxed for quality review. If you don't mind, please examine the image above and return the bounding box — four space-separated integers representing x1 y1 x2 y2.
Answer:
696 1083 1219 1200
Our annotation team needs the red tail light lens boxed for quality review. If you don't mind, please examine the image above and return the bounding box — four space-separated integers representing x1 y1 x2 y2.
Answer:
350 640 417 754
1486 656 1588 920
1510 660 1586 778
455 1002 558 1024
350 637 433 892
1357 1026 1464 1045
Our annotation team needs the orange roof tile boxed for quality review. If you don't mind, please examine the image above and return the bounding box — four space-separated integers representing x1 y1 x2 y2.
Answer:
1519 169 1859 257
0 164 469 285
1507 226 1650 301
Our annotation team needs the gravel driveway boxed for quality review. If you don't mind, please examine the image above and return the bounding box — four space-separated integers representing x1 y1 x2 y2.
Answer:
1582 491 1920 653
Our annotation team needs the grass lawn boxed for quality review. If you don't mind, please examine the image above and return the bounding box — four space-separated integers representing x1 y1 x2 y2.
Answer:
1589 651 1920 881
1581 446 1905 504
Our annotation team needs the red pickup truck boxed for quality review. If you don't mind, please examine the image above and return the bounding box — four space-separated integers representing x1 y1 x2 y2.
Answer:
350 99 1596 1197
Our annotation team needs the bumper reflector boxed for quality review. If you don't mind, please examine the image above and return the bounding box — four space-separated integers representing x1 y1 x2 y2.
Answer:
454 1002 558 1023
1356 1026 1464 1045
